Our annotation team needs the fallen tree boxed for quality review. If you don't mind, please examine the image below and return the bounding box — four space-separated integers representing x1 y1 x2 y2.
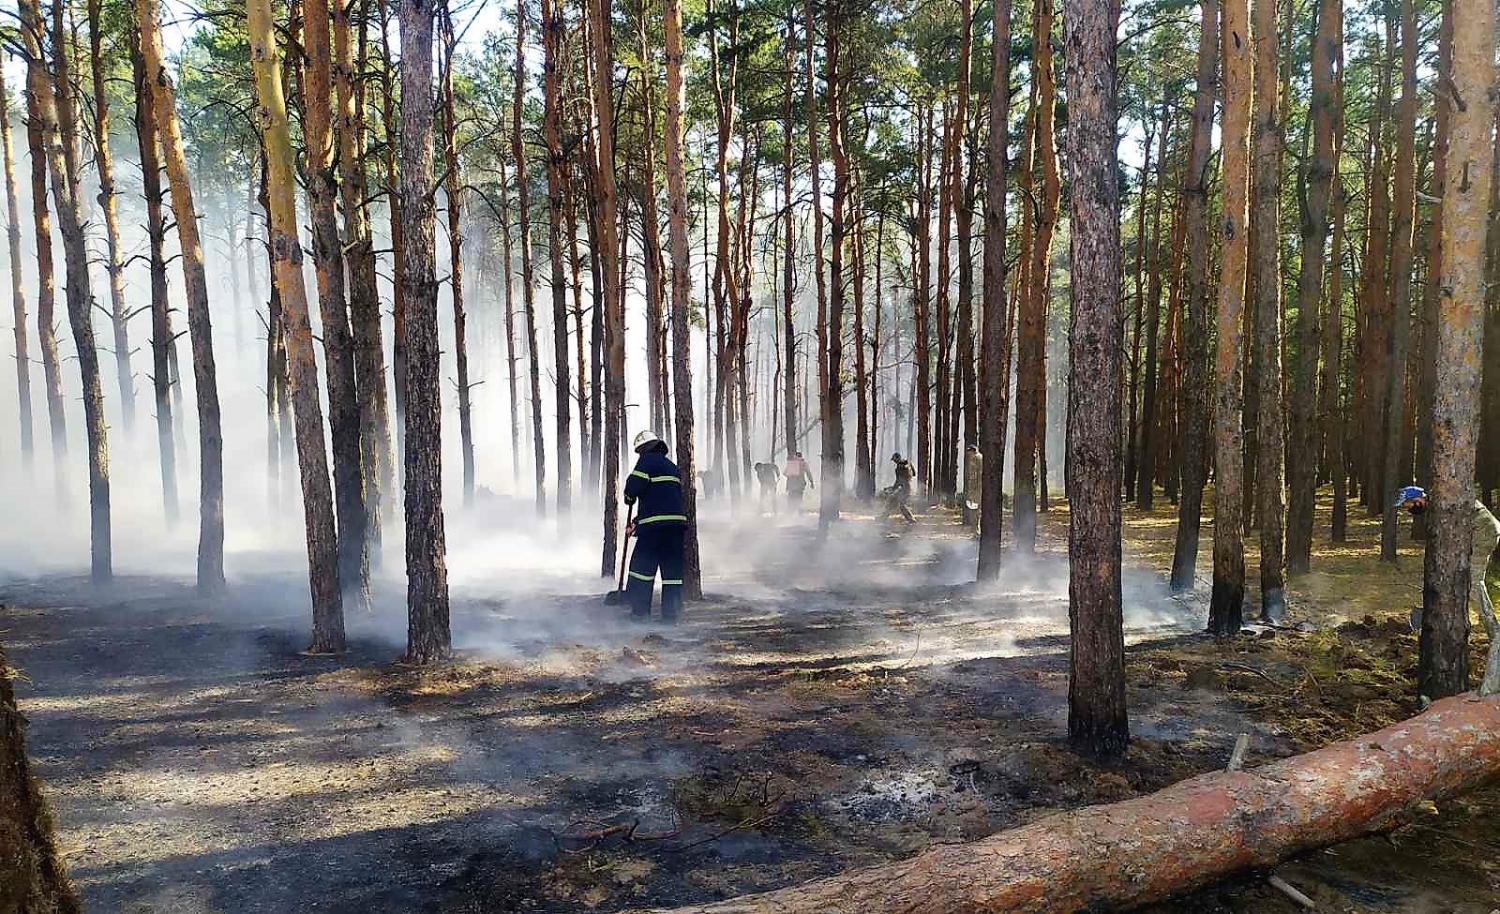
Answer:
649 693 1500 914
0 640 81 914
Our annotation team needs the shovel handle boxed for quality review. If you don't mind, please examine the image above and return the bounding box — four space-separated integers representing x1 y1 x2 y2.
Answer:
617 503 634 593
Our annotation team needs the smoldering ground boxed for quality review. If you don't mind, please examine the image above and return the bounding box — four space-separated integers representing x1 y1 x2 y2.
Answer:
0 491 1256 914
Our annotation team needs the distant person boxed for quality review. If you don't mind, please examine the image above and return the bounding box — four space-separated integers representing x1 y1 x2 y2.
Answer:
961 444 983 530
623 430 687 623
754 461 781 514
784 451 813 510
882 452 916 523
698 467 722 503
1397 486 1500 625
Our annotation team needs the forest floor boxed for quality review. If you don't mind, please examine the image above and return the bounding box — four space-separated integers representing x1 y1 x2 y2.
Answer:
3 492 1500 913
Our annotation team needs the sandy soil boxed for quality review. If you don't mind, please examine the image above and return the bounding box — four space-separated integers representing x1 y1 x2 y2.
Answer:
3 497 1499 913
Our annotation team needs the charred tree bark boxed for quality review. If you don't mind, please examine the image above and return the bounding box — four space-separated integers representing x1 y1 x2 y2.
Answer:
498 156 522 487
139 0 225 591
247 0 346 651
1135 115 1168 510
31 0 111 583
976 0 1011 581
1419 0 1493 700
378 0 408 480
781 19 798 458
663 0 702 596
398 0 452 662
820 0 847 534
1063 0 1127 754
1210 0 1251 637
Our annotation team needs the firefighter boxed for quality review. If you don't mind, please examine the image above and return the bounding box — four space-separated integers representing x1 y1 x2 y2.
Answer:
961 444 983 530
624 430 688 623
754 461 781 514
785 451 813 510
883 452 916 523
1397 485 1500 623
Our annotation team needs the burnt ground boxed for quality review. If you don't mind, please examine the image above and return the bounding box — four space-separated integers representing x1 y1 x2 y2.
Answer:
3 496 1500 913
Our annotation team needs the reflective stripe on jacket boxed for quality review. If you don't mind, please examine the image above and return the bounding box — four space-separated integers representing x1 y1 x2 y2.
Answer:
624 449 687 527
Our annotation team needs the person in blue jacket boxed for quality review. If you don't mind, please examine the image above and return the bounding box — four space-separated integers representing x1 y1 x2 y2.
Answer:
623 429 688 622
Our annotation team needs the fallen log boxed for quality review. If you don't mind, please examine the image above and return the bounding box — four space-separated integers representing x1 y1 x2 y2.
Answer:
648 694 1500 914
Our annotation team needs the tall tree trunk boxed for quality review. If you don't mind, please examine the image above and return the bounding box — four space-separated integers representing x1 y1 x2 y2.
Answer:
246 0 346 651
663 0 702 595
377 0 408 484
934 101 954 501
439 9 476 508
1013 0 1055 551
498 156 522 487
820 0 848 533
398 0 452 662
337 0 394 559
1418 0 1492 699
954 0 976 470
1414 3 1454 542
977 0 1011 580
541 0 573 516
513 0 547 511
805 0 828 501
31 0 111 583
1288 0 1339 571
1 64 34 468
305 0 371 607
88 0 134 434
1252 0 1286 619
638 9 668 440
1170 0 1216 591
914 112 932 499
585 0 624 576
139 0 226 591
1379 0 1418 562
130 34 178 523
781 17 798 458
1210 0 1252 637
1063 0 1127 754
24 26 65 483
1360 23 1395 515
1135 114 1169 510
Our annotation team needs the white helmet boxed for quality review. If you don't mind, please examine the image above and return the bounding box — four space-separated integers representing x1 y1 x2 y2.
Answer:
633 429 664 453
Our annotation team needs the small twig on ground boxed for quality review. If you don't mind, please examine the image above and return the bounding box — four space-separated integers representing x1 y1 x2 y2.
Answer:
891 627 924 671
670 807 783 853
1216 661 1290 691
1267 874 1316 909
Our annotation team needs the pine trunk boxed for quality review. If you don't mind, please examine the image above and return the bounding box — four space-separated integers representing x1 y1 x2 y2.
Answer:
337 0 395 556
1063 0 1127 755
246 0 346 651
24 36 65 481
1136 115 1169 510
1169 0 1216 591
305 0 371 607
398 0 452 662
88 0 134 434
976 0 1011 580
663 0 702 595
821 0 847 534
139 0 226 591
542 0 573 516
440 11 476 508
32 0 111 583
1 64 34 468
1210 0 1251 637
513 0 547 512
1419 0 1493 699
130 34 179 523
1252 0 1286 619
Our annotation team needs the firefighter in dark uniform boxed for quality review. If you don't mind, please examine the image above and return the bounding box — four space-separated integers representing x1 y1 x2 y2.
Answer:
623 429 688 623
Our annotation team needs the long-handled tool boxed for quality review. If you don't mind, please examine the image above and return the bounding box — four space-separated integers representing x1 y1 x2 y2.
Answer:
603 504 634 605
